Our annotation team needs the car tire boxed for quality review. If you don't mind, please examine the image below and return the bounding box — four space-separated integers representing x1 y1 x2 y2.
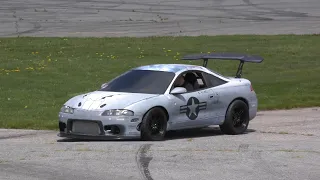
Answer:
140 107 168 141
219 100 249 135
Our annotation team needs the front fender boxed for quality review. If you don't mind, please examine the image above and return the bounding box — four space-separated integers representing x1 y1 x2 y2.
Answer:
125 95 171 118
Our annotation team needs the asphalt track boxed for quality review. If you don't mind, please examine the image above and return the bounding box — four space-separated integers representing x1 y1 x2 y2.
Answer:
1 0 320 180
0 0 320 37
1 108 320 180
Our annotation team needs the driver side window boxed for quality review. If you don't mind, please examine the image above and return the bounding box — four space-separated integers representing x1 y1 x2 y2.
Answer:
172 71 208 93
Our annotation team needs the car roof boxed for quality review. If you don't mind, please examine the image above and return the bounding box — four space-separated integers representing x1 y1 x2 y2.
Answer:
133 64 205 73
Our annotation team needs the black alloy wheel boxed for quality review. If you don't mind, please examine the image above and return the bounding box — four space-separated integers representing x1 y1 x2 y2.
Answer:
220 100 249 135
140 107 167 141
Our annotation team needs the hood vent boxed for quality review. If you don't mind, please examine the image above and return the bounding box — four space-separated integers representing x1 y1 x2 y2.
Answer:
102 95 114 99
100 104 106 108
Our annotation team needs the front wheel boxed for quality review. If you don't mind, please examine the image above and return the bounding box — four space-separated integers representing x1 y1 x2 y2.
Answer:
220 100 249 135
140 107 168 141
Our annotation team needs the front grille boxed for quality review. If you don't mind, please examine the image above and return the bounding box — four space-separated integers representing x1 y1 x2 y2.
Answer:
70 120 101 135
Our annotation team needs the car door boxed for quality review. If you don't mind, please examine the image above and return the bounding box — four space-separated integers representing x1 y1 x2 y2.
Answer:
166 71 213 130
201 71 229 125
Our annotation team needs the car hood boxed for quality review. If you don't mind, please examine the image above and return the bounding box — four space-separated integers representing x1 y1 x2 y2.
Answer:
64 91 159 111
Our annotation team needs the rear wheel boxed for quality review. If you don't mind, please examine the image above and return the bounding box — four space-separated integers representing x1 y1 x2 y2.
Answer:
140 107 167 141
220 100 249 135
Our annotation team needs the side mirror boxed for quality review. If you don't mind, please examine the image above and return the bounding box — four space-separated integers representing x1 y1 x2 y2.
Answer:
101 83 108 89
170 87 187 94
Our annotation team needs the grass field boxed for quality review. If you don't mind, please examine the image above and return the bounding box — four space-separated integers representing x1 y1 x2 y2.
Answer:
0 35 320 130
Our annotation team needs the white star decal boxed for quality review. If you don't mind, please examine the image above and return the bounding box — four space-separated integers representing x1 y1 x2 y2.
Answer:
187 98 198 117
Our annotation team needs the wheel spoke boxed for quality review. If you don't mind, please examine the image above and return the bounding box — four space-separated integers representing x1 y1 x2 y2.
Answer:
232 108 247 128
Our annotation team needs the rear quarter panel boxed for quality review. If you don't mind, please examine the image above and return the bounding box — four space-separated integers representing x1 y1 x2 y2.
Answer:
217 78 258 123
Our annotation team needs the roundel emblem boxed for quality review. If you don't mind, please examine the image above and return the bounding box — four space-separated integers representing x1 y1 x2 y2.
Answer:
180 97 207 120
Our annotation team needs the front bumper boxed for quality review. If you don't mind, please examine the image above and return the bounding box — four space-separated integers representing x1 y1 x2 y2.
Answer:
57 132 140 140
58 112 142 140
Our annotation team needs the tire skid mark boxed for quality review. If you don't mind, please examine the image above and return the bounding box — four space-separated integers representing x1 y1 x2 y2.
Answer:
0 133 38 140
242 0 312 18
215 0 273 21
5 22 41 37
98 8 271 21
0 131 52 140
89 0 273 21
136 144 154 180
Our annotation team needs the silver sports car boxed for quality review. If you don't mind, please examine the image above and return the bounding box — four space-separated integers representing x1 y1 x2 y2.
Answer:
58 52 263 141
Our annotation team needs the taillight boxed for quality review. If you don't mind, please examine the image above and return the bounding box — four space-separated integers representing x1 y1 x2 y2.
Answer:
250 84 254 91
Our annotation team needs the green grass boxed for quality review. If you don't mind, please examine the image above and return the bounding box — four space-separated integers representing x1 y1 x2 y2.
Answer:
1 35 320 130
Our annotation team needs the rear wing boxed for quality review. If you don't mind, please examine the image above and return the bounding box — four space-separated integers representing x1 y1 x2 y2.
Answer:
181 52 264 78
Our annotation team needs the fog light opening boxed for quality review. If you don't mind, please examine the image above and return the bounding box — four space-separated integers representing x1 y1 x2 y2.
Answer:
104 125 120 135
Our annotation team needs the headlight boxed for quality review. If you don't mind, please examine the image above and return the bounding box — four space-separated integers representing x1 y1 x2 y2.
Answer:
60 105 74 114
101 109 134 116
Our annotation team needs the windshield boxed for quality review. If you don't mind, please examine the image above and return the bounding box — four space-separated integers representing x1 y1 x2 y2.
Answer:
99 70 175 94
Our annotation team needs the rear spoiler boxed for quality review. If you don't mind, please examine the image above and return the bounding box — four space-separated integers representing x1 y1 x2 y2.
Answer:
181 52 264 78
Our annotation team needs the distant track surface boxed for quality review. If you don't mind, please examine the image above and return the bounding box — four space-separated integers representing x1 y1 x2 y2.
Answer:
0 0 320 37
